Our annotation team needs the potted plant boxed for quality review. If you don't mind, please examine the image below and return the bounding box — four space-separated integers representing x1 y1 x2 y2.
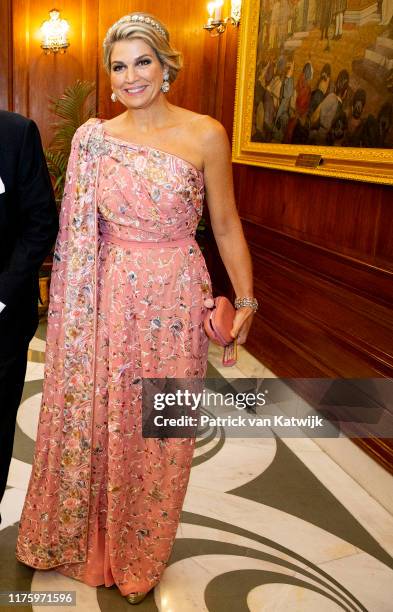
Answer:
45 79 96 204
39 80 96 314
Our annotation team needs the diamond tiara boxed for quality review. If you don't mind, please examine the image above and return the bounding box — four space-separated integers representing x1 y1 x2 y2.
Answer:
104 14 168 45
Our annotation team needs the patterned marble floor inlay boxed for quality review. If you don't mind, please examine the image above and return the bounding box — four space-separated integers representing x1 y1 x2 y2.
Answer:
1 321 393 611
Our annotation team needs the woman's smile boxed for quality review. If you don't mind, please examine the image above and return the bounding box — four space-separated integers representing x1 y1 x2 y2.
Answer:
122 84 149 96
110 39 164 108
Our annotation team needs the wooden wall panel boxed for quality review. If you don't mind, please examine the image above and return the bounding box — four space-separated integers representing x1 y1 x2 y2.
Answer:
230 170 393 379
0 0 12 110
246 231 393 376
11 0 98 146
376 189 393 261
244 222 393 306
235 166 388 258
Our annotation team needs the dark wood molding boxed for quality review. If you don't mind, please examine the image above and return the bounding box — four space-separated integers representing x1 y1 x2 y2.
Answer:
0 0 12 110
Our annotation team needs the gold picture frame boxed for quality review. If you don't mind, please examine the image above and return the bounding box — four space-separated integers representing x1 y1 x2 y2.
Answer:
232 0 393 184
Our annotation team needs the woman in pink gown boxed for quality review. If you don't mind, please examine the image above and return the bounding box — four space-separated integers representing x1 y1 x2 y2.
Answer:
16 12 256 603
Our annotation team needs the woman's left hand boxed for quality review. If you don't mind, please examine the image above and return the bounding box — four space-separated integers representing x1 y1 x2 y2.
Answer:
230 307 255 345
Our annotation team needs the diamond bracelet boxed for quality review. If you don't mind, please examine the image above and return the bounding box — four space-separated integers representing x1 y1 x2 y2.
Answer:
234 297 259 311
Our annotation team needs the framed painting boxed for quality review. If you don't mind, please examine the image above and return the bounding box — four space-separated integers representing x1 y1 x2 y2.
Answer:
232 0 393 184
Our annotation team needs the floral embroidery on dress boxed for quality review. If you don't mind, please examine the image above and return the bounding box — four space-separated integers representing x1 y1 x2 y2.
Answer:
16 119 212 595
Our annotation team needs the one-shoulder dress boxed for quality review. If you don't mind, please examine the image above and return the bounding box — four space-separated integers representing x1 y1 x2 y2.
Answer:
16 121 212 595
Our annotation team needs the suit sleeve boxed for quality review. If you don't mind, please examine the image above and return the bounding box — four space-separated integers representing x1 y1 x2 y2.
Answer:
0 119 59 307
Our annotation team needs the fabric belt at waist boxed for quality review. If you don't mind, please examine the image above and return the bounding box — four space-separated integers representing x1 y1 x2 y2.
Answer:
100 231 196 249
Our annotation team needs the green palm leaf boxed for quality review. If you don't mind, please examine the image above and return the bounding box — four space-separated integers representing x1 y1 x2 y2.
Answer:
44 150 68 198
45 79 96 199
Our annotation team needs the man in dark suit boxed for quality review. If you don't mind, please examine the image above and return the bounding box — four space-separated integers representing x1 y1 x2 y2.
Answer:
0 111 58 512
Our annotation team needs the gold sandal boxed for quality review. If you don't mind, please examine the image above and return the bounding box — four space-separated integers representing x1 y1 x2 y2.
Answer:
125 591 148 605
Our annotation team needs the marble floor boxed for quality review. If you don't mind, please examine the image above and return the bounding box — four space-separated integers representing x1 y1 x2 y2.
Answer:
1 326 393 611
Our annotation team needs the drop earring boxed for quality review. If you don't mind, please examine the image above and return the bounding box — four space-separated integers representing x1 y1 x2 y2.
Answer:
161 71 170 94
111 91 117 102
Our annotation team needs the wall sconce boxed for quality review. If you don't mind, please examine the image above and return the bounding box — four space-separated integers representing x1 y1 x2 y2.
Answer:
40 8 70 54
203 0 241 36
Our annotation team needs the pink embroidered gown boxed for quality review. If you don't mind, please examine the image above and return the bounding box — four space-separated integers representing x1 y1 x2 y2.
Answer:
16 125 212 595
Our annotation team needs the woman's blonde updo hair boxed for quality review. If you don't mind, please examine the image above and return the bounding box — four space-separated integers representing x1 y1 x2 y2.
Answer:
103 12 183 83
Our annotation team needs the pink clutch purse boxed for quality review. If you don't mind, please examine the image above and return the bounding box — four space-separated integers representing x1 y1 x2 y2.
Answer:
204 296 237 366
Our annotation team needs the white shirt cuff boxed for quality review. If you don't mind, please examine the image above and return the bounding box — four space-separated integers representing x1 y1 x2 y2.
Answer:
0 301 6 313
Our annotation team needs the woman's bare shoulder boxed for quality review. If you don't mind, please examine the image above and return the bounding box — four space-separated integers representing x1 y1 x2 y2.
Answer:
193 116 230 162
181 112 227 144
199 116 227 140
173 112 228 169
169 106 222 132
